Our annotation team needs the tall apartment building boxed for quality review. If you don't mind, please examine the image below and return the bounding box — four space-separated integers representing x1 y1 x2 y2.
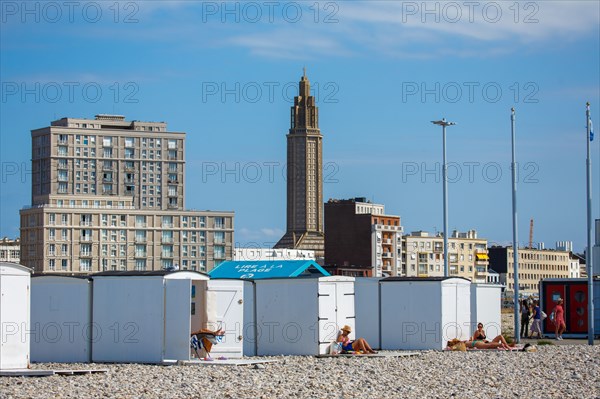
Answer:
402 230 489 282
0 237 21 263
20 114 234 273
488 246 571 294
325 198 403 277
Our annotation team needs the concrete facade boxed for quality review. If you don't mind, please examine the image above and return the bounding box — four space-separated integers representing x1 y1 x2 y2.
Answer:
275 72 324 259
234 248 315 262
325 198 403 277
20 115 234 273
402 230 489 282
0 237 20 263
488 246 571 294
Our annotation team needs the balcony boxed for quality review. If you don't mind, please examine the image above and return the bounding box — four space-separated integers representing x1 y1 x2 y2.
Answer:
103 190 114 195
161 252 174 258
382 252 393 258
57 175 68 182
162 237 174 244
57 138 68 145
168 203 178 209
102 165 114 171
135 236 147 243
135 252 147 258
57 163 68 170
80 221 92 226
80 236 92 242
167 178 178 184
80 251 92 257
125 165 135 172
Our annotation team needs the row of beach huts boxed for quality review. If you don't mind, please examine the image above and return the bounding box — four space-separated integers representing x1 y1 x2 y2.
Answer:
0 261 502 369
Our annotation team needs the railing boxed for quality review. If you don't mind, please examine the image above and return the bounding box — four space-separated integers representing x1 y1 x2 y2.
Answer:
80 236 92 242
162 237 174 244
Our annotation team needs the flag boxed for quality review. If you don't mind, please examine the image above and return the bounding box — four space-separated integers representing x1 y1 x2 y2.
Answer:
590 120 594 141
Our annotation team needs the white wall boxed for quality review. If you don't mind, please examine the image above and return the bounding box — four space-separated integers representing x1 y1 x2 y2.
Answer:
31 276 92 363
92 277 166 363
0 263 30 370
381 278 471 350
470 284 502 338
354 278 381 349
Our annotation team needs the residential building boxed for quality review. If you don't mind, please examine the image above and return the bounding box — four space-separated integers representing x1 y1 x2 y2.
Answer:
568 254 581 278
486 268 500 284
402 230 489 282
20 114 234 273
0 237 21 263
234 248 315 261
488 246 571 294
325 198 403 277
275 71 325 259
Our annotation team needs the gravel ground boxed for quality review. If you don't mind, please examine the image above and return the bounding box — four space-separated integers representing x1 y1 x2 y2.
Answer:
3 313 599 399
2 345 599 399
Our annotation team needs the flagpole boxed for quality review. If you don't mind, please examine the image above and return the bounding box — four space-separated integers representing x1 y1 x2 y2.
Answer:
586 102 595 345
511 107 520 343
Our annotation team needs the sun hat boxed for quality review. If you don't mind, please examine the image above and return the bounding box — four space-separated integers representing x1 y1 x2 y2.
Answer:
341 325 352 333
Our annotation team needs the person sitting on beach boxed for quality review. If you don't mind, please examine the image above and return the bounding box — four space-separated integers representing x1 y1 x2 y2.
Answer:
471 322 490 343
448 334 514 350
190 327 225 358
336 325 377 354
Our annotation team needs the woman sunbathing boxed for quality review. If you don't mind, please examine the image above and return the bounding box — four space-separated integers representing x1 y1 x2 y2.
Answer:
471 322 489 343
448 335 514 350
337 325 377 354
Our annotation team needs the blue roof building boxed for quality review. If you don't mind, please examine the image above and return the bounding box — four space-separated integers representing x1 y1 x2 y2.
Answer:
208 260 330 280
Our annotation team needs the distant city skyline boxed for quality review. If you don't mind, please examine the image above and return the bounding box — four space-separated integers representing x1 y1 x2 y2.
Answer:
1 1 599 252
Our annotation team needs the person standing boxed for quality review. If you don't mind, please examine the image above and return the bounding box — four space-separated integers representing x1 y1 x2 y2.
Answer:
552 298 566 340
529 300 542 339
520 299 531 338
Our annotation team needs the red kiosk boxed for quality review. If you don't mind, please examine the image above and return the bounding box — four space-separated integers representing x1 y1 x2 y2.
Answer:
540 278 599 338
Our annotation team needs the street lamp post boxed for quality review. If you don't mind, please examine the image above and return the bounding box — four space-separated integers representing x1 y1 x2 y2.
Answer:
432 118 456 277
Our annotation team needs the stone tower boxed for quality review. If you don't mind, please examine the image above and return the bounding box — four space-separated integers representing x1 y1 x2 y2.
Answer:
275 70 325 259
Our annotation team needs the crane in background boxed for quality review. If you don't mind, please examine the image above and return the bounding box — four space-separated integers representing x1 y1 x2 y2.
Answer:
529 218 534 249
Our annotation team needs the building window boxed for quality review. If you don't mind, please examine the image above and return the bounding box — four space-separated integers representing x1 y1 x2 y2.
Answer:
214 231 225 244
49 259 55 271
61 259 68 271
80 259 91 271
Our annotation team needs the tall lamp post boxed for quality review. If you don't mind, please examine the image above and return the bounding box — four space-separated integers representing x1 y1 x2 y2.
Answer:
511 108 521 343
432 118 456 277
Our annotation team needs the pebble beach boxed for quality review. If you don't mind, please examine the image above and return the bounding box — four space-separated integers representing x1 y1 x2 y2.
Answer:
3 313 600 399
2 345 599 399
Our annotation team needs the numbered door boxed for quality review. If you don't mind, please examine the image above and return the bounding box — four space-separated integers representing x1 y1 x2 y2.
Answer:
206 281 244 358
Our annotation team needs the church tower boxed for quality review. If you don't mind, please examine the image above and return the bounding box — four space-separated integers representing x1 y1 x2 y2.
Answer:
275 70 325 259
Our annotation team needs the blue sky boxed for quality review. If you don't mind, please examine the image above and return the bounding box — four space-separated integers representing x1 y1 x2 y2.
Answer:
1 1 599 251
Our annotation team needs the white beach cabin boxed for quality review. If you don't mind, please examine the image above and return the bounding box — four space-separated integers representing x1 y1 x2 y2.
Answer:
470 283 503 338
253 276 356 356
380 277 471 350
91 271 243 363
0 263 31 370
209 260 354 356
30 275 93 363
